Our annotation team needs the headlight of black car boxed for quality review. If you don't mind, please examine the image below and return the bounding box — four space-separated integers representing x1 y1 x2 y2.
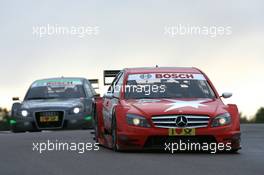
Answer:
211 113 231 127
70 106 83 114
20 109 29 117
126 114 151 127
73 107 81 114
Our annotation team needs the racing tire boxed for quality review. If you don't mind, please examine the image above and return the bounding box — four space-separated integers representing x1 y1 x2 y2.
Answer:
229 149 239 153
10 126 26 133
30 130 41 132
94 108 99 143
111 115 119 152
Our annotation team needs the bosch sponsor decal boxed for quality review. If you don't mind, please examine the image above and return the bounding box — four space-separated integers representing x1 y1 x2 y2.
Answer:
155 73 205 80
128 73 205 81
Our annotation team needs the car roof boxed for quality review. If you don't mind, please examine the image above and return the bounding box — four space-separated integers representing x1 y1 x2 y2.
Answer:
123 67 202 74
33 77 86 83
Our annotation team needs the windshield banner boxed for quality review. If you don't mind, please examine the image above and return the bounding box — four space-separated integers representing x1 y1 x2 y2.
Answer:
128 73 206 81
32 79 82 87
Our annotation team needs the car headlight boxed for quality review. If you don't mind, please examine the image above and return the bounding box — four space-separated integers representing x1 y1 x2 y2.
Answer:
126 114 151 127
211 113 231 127
21 110 29 117
73 107 81 114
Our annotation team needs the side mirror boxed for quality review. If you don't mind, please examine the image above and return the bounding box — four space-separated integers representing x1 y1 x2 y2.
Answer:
221 92 232 99
103 92 114 99
12 97 20 101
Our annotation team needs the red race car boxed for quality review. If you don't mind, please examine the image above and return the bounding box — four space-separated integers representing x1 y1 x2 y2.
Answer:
94 67 241 152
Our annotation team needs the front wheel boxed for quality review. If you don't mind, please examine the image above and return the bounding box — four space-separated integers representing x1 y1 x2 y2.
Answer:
111 116 119 151
10 125 25 133
94 110 99 142
229 148 239 153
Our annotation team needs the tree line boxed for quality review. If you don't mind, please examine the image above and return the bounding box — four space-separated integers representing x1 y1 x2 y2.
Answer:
240 107 264 123
0 107 10 130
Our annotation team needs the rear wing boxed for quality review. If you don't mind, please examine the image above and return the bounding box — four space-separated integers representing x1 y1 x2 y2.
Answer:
88 79 99 90
103 70 120 85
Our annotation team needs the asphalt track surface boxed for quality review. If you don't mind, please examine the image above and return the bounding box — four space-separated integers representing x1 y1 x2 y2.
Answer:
0 124 263 175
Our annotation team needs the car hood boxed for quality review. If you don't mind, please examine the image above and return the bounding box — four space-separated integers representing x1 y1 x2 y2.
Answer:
124 98 225 117
21 98 83 109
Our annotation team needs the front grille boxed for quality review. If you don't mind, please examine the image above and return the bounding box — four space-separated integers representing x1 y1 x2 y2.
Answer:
35 111 64 129
152 115 210 128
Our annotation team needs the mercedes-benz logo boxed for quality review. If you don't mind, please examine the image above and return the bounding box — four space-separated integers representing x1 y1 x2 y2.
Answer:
175 116 188 127
139 74 152 80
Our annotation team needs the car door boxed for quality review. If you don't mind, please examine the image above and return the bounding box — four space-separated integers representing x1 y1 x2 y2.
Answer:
103 72 124 130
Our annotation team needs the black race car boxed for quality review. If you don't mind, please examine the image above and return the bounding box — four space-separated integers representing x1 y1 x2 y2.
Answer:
10 77 99 132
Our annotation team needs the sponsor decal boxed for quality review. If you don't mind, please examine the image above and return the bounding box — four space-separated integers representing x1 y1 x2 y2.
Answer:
139 74 152 79
165 99 207 112
128 73 205 81
136 99 161 104
156 73 194 79
168 128 196 136
32 79 82 87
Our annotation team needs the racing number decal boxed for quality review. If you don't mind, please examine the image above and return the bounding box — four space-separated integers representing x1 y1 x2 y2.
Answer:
168 128 196 136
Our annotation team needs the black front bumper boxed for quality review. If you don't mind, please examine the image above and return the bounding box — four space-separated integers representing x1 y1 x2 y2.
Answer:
11 112 93 131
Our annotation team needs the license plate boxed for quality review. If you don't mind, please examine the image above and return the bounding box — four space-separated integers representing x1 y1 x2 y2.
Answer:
168 128 196 136
40 116 59 122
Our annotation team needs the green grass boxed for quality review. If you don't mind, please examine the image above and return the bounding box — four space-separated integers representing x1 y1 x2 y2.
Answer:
0 121 10 131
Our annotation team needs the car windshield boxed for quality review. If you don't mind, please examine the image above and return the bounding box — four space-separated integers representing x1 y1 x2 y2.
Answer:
25 79 85 100
124 73 215 99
